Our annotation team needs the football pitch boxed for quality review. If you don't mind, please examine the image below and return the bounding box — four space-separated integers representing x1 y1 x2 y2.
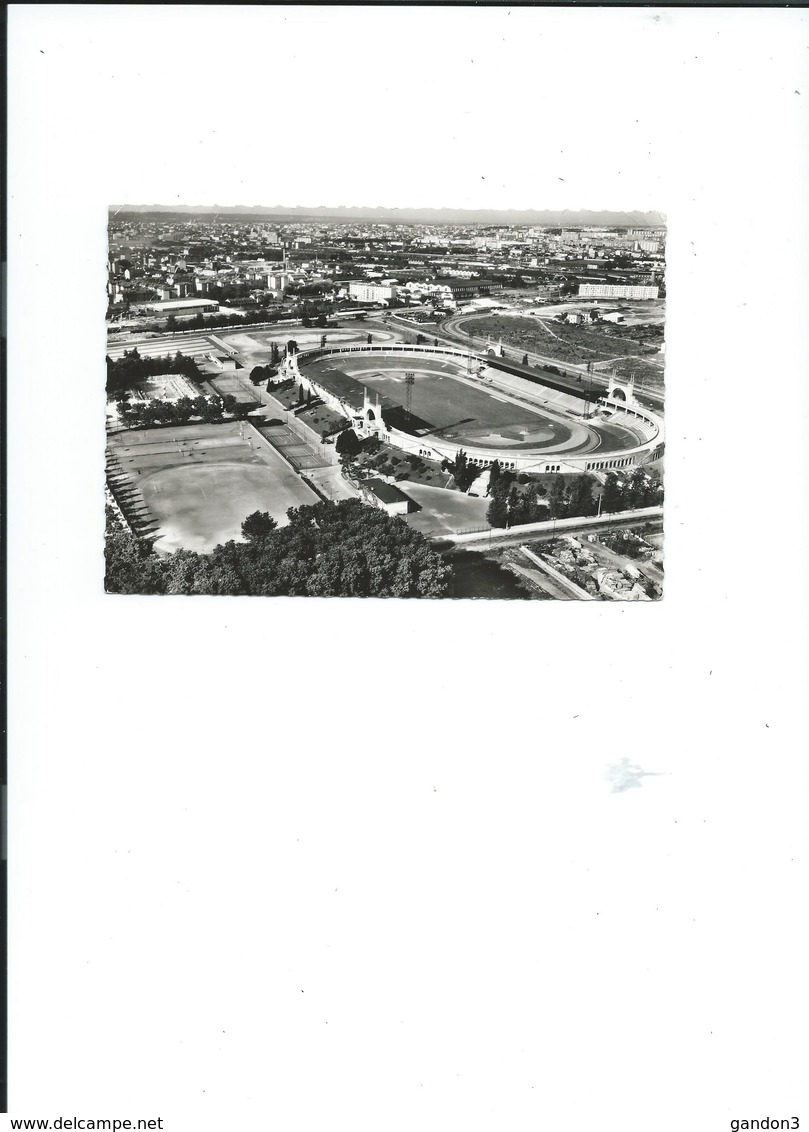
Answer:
304 353 577 450
107 422 319 553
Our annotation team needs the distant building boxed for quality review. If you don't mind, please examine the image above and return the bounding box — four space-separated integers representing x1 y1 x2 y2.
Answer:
265 272 290 294
145 298 220 317
578 283 659 300
444 279 503 300
349 282 398 304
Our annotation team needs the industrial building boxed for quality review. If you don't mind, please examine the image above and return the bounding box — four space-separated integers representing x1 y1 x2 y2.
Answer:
444 279 504 300
145 298 221 317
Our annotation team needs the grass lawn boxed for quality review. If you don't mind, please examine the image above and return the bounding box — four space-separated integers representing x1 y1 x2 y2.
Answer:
296 402 347 436
463 314 660 368
603 355 665 390
354 442 456 491
270 383 301 410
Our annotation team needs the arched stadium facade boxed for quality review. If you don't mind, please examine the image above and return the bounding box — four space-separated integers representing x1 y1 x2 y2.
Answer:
283 343 664 475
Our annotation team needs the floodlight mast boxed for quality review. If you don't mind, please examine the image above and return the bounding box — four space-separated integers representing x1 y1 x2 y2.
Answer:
404 372 415 429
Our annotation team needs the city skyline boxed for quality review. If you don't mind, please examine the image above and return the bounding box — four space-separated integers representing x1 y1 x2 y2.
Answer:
111 205 666 227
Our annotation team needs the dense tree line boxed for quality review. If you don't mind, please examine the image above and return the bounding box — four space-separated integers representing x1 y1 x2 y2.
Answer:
106 349 201 397
487 460 551 528
162 307 284 334
105 499 451 598
544 474 598 521
486 463 597 527
601 469 663 513
116 393 252 428
483 468 661 528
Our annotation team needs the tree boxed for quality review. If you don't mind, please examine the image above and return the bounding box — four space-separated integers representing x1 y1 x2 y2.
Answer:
241 511 278 542
486 492 509 528
601 472 623 514
450 450 480 493
522 354 529 365
566 474 597 518
367 333 373 344
488 460 501 495
505 485 522 526
201 397 223 423
548 474 567 519
335 428 363 457
625 468 649 508
104 509 165 594
106 495 452 596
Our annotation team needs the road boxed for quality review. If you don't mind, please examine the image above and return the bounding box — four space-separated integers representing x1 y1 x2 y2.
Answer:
519 545 596 600
443 508 663 551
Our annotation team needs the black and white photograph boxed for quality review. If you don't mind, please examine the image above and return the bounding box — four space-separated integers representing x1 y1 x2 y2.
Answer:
6 5 809 1132
105 207 665 599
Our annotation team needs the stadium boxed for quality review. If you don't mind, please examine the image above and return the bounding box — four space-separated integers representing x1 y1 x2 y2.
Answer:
285 343 664 475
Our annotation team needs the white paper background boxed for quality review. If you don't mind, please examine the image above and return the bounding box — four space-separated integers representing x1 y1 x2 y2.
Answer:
7 6 809 1130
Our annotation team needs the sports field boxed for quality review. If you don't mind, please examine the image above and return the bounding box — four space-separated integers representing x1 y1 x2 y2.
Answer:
106 332 217 362
206 371 260 404
303 352 581 451
303 351 649 456
222 327 397 350
107 422 319 553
